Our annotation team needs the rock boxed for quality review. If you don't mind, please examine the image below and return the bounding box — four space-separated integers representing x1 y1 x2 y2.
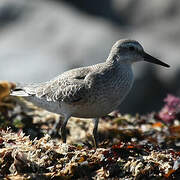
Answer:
0 0 120 82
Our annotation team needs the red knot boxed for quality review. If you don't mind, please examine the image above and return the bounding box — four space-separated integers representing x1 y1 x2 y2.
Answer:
10 39 170 147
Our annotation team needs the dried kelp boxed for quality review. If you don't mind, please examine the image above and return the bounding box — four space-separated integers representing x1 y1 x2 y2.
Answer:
0 82 180 179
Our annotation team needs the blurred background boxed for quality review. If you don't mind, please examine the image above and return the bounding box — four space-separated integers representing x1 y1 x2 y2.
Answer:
0 0 179 114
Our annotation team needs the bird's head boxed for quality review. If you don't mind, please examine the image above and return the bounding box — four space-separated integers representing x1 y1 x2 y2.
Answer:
108 39 170 68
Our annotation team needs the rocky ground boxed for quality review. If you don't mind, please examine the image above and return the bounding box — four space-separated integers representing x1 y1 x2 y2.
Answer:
0 82 180 179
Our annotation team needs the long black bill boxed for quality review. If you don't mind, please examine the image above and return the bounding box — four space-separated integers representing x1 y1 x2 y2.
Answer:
143 52 170 68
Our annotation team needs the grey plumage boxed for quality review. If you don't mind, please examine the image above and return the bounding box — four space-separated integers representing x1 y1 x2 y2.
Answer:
11 39 170 147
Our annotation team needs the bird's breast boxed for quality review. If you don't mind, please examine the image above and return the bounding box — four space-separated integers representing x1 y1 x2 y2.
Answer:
69 65 134 118
96 66 134 109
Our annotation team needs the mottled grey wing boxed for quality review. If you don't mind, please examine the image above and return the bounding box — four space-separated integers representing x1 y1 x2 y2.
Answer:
35 68 91 103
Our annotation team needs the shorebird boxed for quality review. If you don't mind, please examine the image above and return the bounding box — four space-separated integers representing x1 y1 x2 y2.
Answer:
10 39 170 147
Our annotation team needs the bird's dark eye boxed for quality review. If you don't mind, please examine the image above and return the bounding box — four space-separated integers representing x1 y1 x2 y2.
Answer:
128 46 135 51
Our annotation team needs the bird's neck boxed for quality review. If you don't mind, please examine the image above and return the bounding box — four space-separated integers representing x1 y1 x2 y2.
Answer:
106 54 131 69
106 53 117 63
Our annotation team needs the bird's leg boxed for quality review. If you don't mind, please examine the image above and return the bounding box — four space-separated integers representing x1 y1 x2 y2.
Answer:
60 115 70 143
49 116 63 137
49 115 70 142
92 118 99 148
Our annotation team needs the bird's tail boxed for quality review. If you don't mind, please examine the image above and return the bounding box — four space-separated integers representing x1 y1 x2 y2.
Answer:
10 83 36 97
11 88 29 97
